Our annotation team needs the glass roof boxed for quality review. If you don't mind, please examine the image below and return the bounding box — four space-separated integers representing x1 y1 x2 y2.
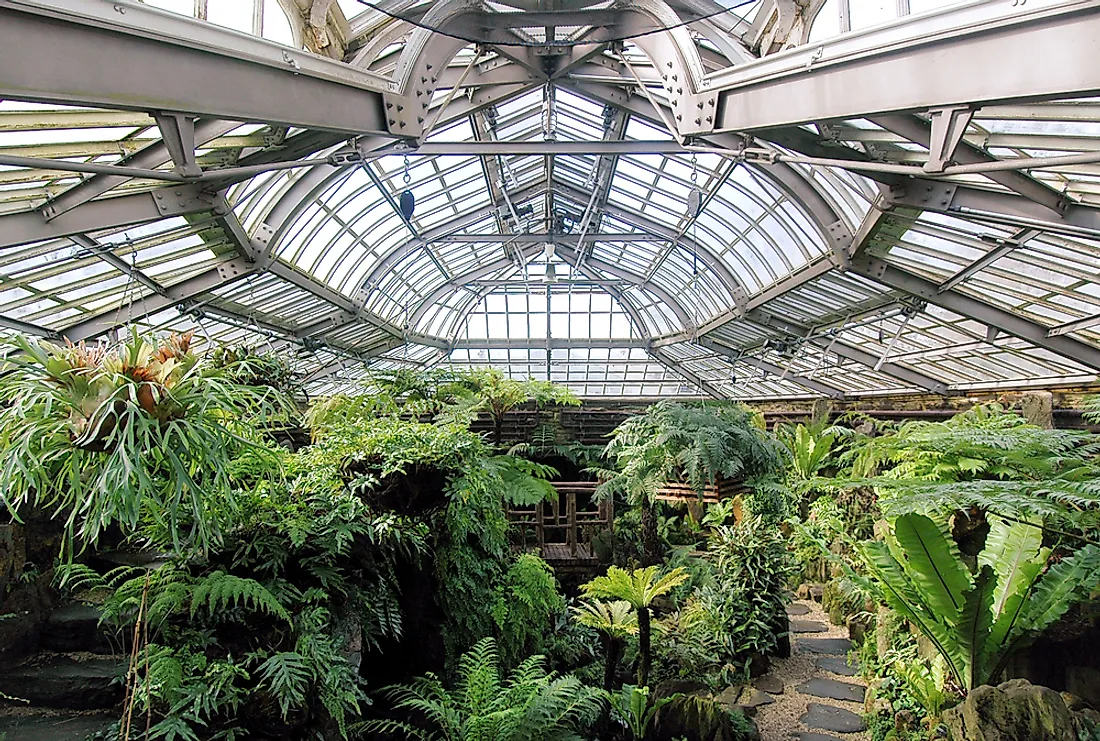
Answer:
1 0 1098 400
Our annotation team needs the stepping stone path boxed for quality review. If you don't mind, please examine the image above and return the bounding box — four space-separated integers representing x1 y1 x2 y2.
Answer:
800 703 866 733
797 678 866 703
750 599 870 740
799 637 853 655
753 674 784 694
790 620 828 633
816 656 860 677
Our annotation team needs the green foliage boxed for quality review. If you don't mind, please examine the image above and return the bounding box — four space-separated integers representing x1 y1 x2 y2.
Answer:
774 420 858 486
657 517 796 687
491 554 567 668
486 456 558 506
853 513 1100 690
437 368 580 445
573 600 638 640
582 565 689 687
845 404 1100 533
359 637 604 741
581 566 690 611
599 401 786 503
608 684 678 740
0 331 290 554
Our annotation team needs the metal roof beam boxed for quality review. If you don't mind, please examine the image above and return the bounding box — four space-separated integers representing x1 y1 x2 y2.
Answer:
704 0 1100 133
698 336 846 399
849 254 1100 371
0 186 215 251
746 310 949 393
0 0 390 135
0 314 59 339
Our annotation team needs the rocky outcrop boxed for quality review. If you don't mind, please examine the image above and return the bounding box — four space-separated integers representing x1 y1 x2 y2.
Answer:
942 679 1098 741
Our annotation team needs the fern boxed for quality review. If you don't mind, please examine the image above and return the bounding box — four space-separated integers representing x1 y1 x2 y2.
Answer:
189 571 289 622
256 652 310 720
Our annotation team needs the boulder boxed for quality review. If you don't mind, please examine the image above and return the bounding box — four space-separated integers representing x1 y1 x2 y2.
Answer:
651 693 760 741
942 679 1098 741
847 615 870 645
0 571 60 663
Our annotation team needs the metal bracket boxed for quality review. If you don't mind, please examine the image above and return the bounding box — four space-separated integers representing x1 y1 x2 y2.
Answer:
888 181 958 210
678 92 719 136
923 105 974 174
153 112 201 178
825 219 853 266
215 258 252 281
152 185 212 216
383 93 424 137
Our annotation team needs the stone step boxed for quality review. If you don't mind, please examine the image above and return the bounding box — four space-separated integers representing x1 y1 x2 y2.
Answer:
816 657 860 677
792 733 845 741
754 674 784 694
798 638 852 655
796 678 866 703
0 711 115 741
0 655 127 710
800 703 866 734
41 605 114 655
790 620 828 633
786 603 811 616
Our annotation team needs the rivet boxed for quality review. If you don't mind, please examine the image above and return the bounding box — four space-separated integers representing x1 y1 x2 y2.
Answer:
676 114 682 121
677 87 682 94
667 61 673 68
389 119 396 125
426 63 433 70
422 76 428 83
672 74 677 81
695 118 701 124
417 117 424 124
397 105 404 111
400 121 407 128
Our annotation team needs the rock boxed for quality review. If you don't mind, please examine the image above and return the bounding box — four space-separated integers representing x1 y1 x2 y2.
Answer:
942 679 1084 741
847 614 870 645
809 584 825 602
800 702 866 733
786 603 811 616
42 604 113 654
774 630 791 659
792 734 845 741
0 571 59 663
1067 665 1100 710
799 638 852 655
895 708 917 732
0 711 115 741
714 684 743 710
753 674 783 694
1061 692 1092 713
747 652 770 678
738 688 774 709
796 677 866 703
817 656 860 677
0 655 126 709
790 620 827 633
796 583 812 600
656 679 709 698
652 693 756 741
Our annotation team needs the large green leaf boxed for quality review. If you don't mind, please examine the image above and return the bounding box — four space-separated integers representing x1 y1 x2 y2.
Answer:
860 541 967 687
892 514 972 624
978 515 1044 622
1016 544 1100 636
956 566 995 690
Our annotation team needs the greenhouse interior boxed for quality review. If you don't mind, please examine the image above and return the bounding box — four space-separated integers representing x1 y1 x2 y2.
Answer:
1 0 1100 739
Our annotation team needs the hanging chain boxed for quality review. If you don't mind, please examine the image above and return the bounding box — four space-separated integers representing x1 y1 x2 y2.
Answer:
690 151 699 186
402 154 411 186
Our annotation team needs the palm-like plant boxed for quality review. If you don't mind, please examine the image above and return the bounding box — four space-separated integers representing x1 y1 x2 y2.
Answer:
581 566 689 687
360 637 604 741
573 600 638 692
853 513 1100 691
0 330 287 553
598 401 785 565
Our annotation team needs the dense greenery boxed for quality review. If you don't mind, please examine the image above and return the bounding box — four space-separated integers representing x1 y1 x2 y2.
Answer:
7 329 1100 741
597 400 786 564
0 331 288 554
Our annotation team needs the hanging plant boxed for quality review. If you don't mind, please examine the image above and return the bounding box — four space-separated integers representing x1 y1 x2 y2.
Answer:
0 329 289 555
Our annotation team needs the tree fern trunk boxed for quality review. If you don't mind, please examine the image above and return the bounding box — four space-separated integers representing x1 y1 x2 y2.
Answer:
640 496 661 567
637 606 652 687
604 635 621 693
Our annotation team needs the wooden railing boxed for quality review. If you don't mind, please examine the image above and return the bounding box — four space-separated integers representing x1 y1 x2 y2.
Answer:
655 477 747 504
507 482 613 562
